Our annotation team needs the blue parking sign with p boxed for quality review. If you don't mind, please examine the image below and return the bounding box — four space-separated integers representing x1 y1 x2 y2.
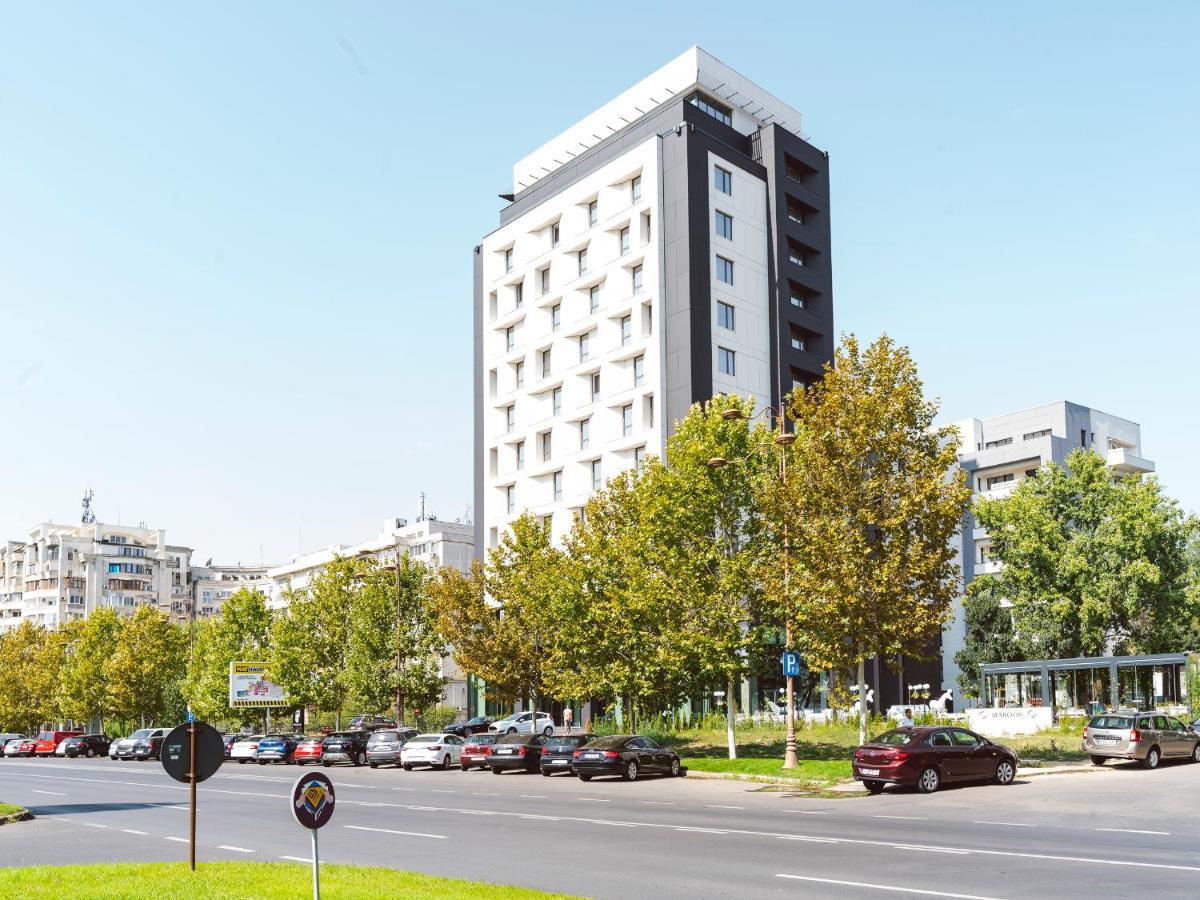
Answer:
781 651 800 677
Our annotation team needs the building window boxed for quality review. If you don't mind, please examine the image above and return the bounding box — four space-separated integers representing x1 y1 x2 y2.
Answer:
515 360 525 388
718 347 736 376
715 211 733 240
632 265 643 293
634 445 646 472
790 291 807 309
590 284 601 313
633 354 645 386
985 437 1013 449
688 91 732 127
552 387 562 416
541 430 553 462
540 267 550 295
588 199 598 226
987 473 1015 489
540 347 552 378
580 418 590 449
717 301 735 331
643 302 652 335
551 222 560 247
1023 429 1052 441
622 404 633 436
489 368 498 397
791 335 806 351
591 459 602 491
619 226 630 255
542 513 553 531
506 485 516 514
631 175 642 203
505 325 515 352
552 470 563 501
550 304 561 331
516 441 525 470
621 315 631 346
506 404 515 433
579 332 590 362
514 281 523 308
645 395 655 428
590 371 601 401
578 247 588 275
504 248 513 273
714 166 732 195
715 256 734 286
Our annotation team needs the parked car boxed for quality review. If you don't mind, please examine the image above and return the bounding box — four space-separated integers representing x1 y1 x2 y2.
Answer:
488 711 555 737
4 737 34 758
571 735 682 782
852 726 1018 794
366 728 419 768
293 736 325 766
34 730 83 757
256 734 304 765
230 735 265 763
540 733 595 776
1083 713 1200 768
400 733 464 770
321 731 370 767
488 733 546 775
348 715 396 732
460 733 500 771
222 733 250 759
0 733 26 754
446 717 493 737
58 734 111 758
114 727 169 761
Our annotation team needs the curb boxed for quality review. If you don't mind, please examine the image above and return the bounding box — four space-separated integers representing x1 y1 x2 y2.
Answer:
681 769 841 788
0 809 33 826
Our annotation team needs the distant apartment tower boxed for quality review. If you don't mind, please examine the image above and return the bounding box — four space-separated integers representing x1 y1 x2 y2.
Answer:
0 521 194 632
941 401 1155 698
474 46 834 550
190 564 274 619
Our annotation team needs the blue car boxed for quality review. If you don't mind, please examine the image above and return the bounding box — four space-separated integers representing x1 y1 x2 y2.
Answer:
255 733 304 765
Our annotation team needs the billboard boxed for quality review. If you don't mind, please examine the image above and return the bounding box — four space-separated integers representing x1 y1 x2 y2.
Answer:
229 661 289 708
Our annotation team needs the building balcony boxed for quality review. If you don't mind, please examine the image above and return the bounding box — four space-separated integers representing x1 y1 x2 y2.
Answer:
978 480 1020 500
974 560 1003 577
1107 447 1155 475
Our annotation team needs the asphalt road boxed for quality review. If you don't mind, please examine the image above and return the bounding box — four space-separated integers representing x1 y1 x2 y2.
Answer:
1 754 1198 898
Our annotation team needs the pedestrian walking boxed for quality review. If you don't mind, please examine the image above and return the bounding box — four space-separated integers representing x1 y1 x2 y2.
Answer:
563 706 574 733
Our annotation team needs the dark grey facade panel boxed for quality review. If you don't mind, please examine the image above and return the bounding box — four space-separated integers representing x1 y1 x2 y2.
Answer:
473 245 484 558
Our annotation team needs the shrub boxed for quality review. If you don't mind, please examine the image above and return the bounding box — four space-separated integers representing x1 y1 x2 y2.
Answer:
417 705 460 733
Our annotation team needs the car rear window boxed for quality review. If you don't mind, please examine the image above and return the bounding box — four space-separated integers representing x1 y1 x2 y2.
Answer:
547 736 588 748
369 731 399 742
1089 716 1131 729
466 734 498 744
583 736 628 750
871 730 916 746
410 734 440 743
131 729 152 738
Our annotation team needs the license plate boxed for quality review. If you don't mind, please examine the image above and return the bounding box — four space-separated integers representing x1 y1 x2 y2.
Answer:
552 758 568 765
586 752 602 759
1097 736 1118 743
860 767 880 776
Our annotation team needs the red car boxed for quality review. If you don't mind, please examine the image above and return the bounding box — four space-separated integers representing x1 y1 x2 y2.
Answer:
293 737 325 766
460 733 499 770
4 737 36 758
853 726 1018 794
34 730 83 757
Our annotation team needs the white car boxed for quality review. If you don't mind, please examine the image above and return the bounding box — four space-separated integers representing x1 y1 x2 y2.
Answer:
400 734 464 770
488 711 555 737
230 735 264 764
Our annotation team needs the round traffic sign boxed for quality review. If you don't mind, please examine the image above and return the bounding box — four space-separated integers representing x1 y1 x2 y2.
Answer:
291 771 336 830
161 722 224 784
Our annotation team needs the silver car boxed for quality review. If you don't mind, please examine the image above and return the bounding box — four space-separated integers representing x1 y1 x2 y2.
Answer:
1083 713 1200 768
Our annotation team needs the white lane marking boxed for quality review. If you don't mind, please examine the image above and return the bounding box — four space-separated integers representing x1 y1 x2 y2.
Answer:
166 805 190 811
873 814 927 820
457 810 496 816
895 846 972 855
705 804 744 810
785 810 828 815
344 825 447 840
584 819 637 827
975 821 1036 828
519 814 561 821
777 835 836 843
79 822 107 828
640 800 674 805
32 790 66 795
218 845 256 853
675 826 728 834
431 789 456 794
520 794 548 799
166 836 189 843
776 874 1006 899
579 797 611 802
1096 828 1171 836
392 787 415 791
472 792 499 796
122 829 148 835
281 855 312 863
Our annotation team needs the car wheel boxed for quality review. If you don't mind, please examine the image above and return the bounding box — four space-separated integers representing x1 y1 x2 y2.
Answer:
259 759 268 766
1090 755 1107 766
917 766 940 794
1142 746 1161 769
542 726 553 737
541 769 552 777
461 763 469 772
864 780 885 794
669 758 681 778
369 761 378 769
578 774 592 782
506 728 516 735
492 767 503 775
994 759 1016 785
238 759 247 764
355 752 366 767
1192 743 1200 764
441 755 451 770
322 761 332 768
624 761 639 782
403 764 413 771
86 748 96 758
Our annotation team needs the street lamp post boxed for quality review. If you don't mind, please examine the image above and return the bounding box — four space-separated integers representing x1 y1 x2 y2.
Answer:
707 403 799 770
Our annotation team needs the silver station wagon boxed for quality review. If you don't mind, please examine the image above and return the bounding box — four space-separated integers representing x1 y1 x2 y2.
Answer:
1083 713 1200 769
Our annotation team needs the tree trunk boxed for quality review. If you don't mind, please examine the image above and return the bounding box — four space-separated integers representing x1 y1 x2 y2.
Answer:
726 677 738 760
857 659 867 745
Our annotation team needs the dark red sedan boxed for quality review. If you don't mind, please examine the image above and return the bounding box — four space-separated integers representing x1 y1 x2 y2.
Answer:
853 726 1017 794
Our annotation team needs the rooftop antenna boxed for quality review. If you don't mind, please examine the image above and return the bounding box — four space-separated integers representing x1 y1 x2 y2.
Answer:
417 491 427 522
81 489 95 524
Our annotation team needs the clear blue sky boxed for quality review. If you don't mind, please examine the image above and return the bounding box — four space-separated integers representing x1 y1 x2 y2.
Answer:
2 3 1196 562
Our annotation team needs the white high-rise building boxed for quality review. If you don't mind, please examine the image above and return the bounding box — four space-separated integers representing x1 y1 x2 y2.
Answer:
475 46 834 551
941 401 1156 699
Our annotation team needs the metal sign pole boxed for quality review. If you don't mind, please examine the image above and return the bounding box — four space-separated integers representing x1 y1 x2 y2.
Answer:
311 828 320 900
189 722 197 871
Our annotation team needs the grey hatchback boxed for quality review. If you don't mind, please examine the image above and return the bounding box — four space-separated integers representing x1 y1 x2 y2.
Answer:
1083 713 1200 769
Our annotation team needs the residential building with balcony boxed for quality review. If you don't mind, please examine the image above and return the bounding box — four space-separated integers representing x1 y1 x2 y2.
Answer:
474 46 834 556
0 521 194 632
190 564 275 619
941 401 1156 699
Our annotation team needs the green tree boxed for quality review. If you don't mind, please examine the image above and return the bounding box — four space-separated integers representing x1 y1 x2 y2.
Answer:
181 588 272 722
0 621 67 733
103 606 186 727
953 577 1020 699
975 449 1197 658
775 334 972 743
58 608 123 729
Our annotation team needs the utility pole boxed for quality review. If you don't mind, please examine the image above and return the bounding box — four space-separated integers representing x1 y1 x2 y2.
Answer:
394 539 405 725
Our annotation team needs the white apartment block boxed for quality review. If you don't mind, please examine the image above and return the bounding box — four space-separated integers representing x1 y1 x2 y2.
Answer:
191 564 275 619
475 46 834 551
0 521 194 633
941 401 1156 698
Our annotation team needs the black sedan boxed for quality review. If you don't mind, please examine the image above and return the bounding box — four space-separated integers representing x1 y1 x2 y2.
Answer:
446 716 493 737
571 735 682 782
60 734 111 758
322 730 370 767
540 733 595 776
487 733 546 774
